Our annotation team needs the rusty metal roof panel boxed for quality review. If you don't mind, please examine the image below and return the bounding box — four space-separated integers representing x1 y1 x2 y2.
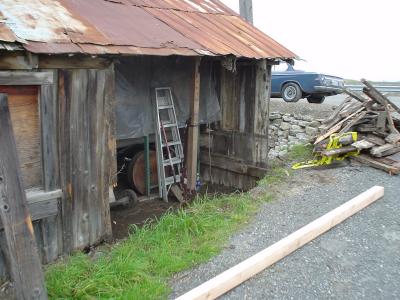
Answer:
0 0 296 59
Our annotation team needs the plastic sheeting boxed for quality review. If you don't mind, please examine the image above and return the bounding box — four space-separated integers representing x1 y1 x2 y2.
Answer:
115 56 221 140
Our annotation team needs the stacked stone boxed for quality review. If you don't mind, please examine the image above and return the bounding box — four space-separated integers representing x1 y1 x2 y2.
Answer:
268 112 322 159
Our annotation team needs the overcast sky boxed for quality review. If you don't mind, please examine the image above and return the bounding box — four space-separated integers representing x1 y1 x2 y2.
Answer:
220 0 399 81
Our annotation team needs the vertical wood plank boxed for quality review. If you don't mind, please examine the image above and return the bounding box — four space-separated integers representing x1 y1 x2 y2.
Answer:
0 93 47 299
40 69 62 263
102 66 114 240
186 58 201 190
59 70 74 253
59 67 113 251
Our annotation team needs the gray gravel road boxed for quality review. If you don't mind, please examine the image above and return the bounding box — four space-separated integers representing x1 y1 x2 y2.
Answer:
170 164 400 299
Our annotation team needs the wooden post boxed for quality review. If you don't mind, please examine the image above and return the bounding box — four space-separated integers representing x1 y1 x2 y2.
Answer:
186 57 201 191
239 0 253 24
0 93 48 299
144 135 151 196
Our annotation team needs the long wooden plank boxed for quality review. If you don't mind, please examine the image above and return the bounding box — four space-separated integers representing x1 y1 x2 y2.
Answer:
0 93 48 299
176 186 384 300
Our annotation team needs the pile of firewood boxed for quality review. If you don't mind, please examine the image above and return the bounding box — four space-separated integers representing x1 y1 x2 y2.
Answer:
313 79 400 174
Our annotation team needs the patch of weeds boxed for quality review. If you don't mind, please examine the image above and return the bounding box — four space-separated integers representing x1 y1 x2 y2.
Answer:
46 192 271 299
258 167 290 186
287 143 314 162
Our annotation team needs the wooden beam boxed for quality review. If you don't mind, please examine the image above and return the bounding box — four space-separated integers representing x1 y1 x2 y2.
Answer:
352 154 400 175
199 152 267 178
361 79 400 115
0 52 39 70
343 88 367 103
39 55 111 69
0 93 48 299
176 186 384 300
186 57 201 191
0 71 53 85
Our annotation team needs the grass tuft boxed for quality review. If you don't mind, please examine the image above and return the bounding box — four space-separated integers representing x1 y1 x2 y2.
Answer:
287 144 314 162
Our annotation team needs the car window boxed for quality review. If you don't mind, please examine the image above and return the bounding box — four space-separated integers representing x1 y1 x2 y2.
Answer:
273 63 289 72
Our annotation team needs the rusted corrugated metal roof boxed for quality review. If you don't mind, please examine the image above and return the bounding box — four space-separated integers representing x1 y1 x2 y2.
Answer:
0 0 297 59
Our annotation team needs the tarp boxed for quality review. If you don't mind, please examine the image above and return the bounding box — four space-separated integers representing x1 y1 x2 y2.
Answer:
115 57 221 140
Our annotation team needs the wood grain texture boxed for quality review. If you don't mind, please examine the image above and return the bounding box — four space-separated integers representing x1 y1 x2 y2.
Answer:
0 85 42 189
0 53 38 70
39 55 111 70
186 57 201 190
59 67 114 251
0 71 53 85
0 93 48 299
176 186 384 300
0 190 61 230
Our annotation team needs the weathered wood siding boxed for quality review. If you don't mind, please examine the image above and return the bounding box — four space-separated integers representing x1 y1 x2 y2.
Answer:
59 67 114 251
0 86 41 189
201 59 272 190
0 65 115 281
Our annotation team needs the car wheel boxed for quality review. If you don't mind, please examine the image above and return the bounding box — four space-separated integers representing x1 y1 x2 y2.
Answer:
119 189 138 208
282 83 302 102
307 96 325 104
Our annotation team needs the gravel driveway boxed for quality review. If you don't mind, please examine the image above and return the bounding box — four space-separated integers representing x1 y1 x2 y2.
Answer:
170 164 400 299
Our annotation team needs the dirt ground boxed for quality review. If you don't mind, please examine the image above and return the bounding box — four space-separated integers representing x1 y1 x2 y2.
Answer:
110 199 178 240
111 183 237 240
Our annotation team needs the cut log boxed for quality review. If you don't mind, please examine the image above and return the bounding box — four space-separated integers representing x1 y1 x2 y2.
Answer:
175 186 385 300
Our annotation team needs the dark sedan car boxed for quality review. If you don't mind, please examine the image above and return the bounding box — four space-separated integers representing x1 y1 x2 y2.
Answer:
271 63 344 104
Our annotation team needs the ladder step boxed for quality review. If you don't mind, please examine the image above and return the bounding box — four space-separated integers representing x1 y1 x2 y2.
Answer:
165 175 181 185
162 141 181 147
163 122 178 128
163 157 182 166
158 105 173 110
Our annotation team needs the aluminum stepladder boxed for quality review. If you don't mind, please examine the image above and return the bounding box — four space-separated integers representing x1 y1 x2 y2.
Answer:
153 87 184 202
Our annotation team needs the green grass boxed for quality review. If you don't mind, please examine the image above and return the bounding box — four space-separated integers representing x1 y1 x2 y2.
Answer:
45 145 308 299
46 188 276 299
287 144 314 162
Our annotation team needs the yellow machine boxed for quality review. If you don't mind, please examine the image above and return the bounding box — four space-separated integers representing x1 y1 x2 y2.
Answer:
292 132 360 170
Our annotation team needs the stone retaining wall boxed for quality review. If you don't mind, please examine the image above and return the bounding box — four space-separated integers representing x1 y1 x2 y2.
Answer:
268 112 322 159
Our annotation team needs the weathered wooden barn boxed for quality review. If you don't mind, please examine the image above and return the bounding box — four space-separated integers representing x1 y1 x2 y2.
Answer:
0 0 296 279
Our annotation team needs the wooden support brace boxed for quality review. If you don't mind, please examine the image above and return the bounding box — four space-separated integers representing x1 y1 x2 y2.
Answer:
176 186 384 300
0 94 48 299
